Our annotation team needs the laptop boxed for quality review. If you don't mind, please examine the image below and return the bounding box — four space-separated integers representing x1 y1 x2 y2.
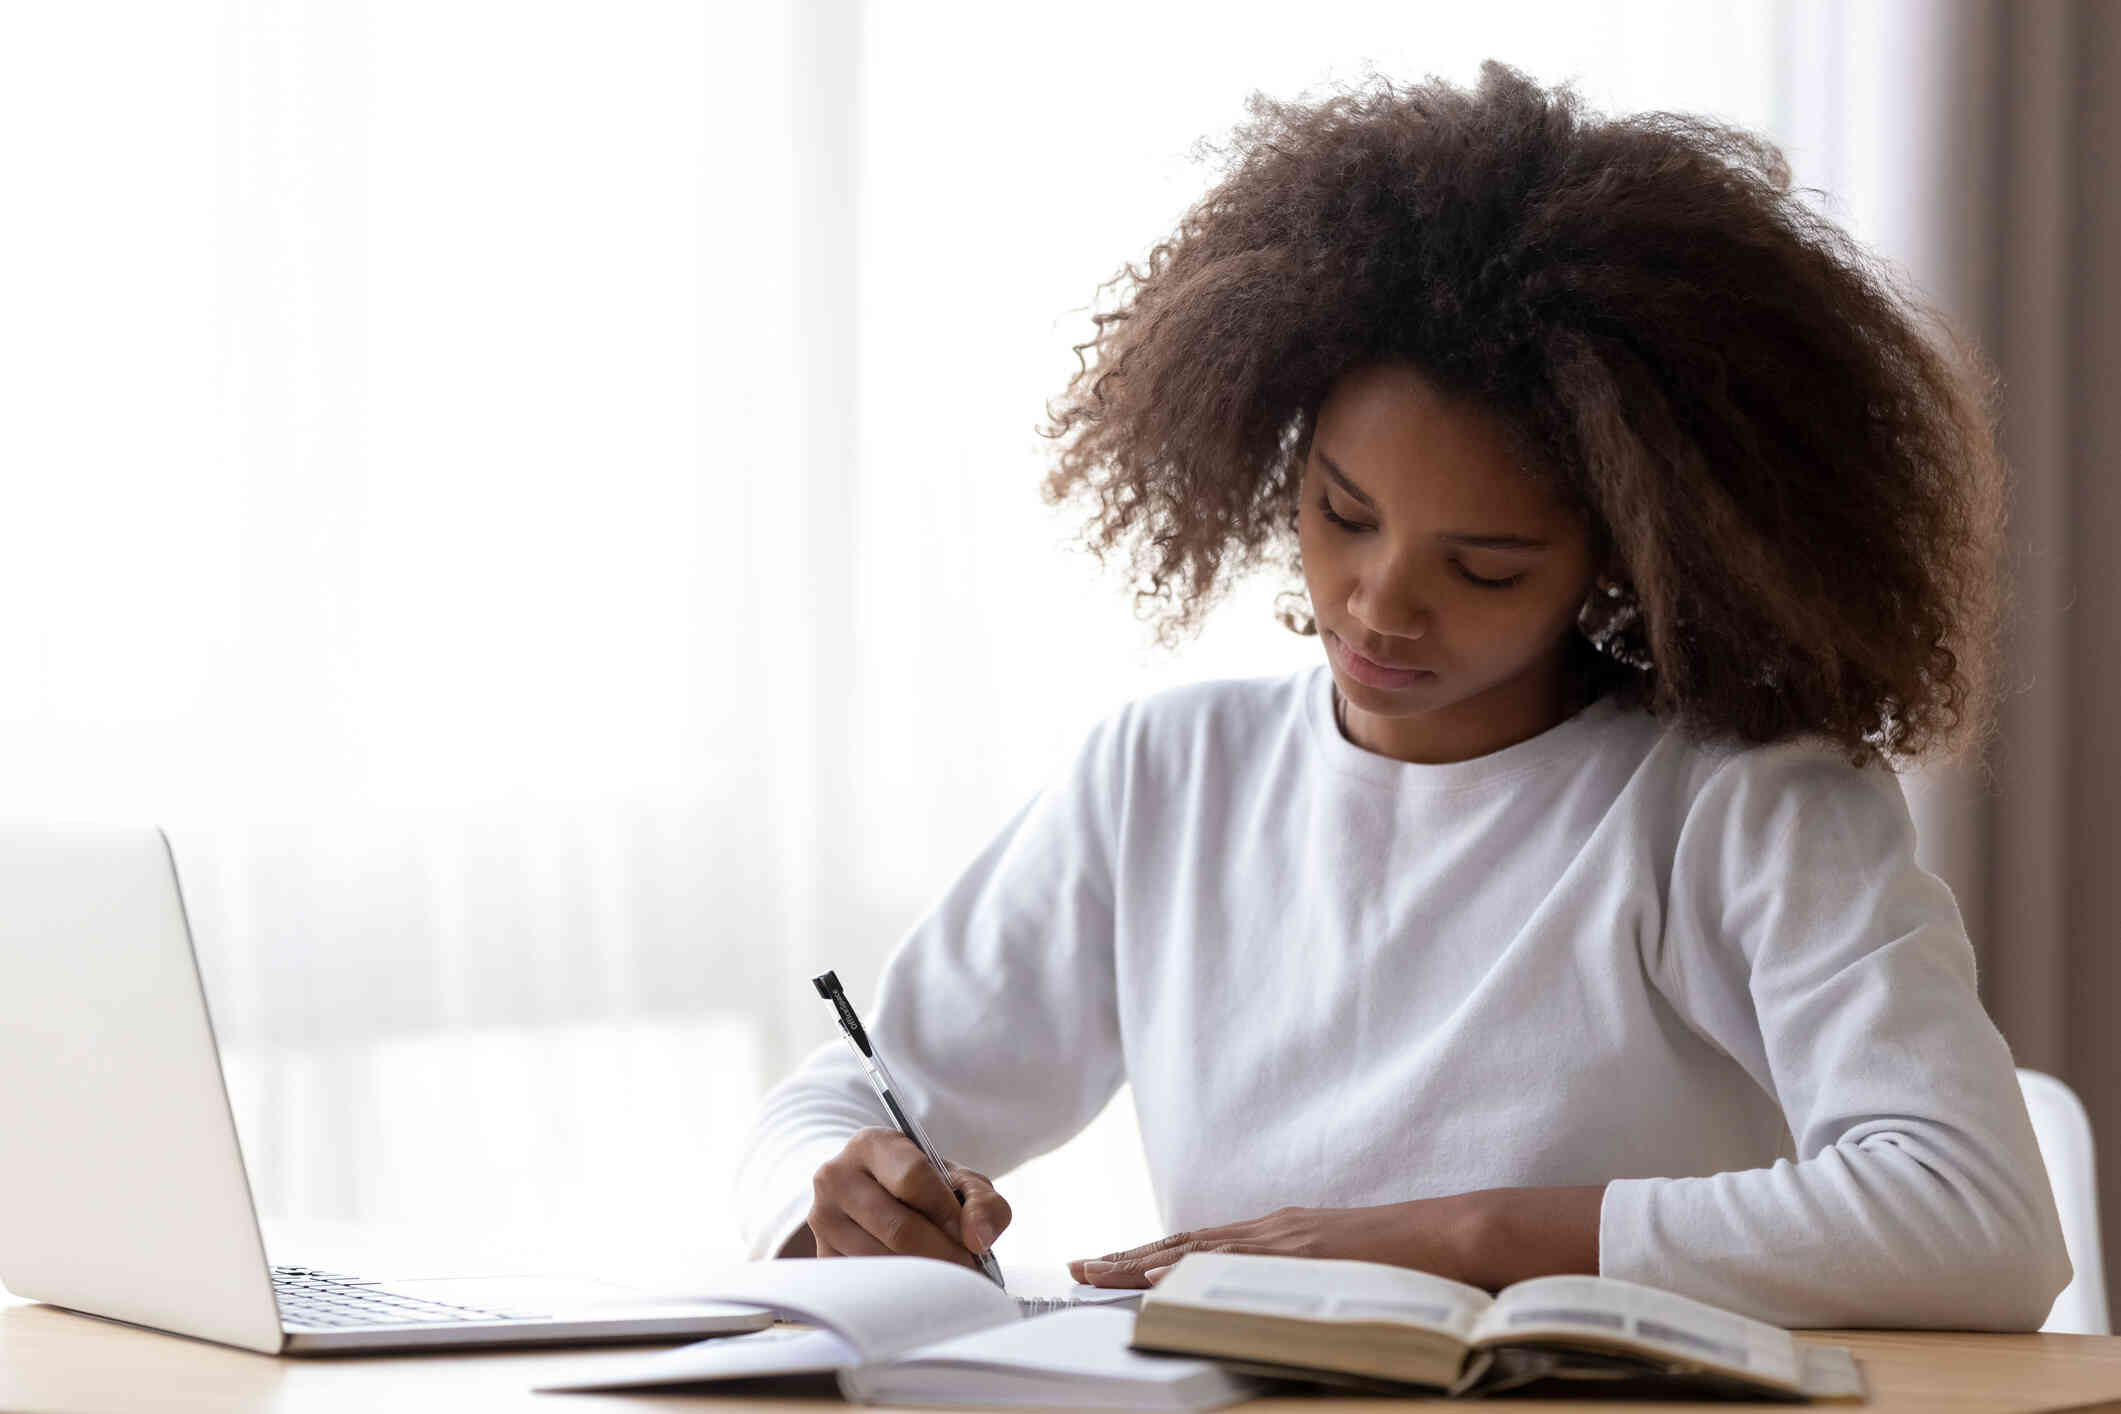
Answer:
0 821 778 1354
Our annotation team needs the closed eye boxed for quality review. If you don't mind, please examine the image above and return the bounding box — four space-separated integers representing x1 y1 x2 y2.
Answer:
1316 494 1526 589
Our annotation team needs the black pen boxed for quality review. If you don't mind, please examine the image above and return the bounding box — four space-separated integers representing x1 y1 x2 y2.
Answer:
812 970 1007 1288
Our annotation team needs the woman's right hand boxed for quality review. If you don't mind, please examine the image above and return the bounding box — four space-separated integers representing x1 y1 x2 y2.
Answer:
803 1127 1011 1273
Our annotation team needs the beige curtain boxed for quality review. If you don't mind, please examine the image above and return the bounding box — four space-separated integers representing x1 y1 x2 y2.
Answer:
1881 0 2121 1308
1982 0 2121 1309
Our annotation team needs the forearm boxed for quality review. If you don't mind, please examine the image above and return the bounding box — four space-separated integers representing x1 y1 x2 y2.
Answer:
1464 1183 1604 1290
1601 1151 2071 1329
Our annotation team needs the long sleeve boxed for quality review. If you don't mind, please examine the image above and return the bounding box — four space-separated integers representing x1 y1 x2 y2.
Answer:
732 709 1129 1261
1599 741 2073 1329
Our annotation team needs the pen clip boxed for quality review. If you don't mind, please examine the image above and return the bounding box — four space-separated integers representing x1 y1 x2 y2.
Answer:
812 970 872 1057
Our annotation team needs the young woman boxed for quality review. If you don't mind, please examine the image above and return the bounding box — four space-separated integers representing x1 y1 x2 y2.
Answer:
733 62 2069 1330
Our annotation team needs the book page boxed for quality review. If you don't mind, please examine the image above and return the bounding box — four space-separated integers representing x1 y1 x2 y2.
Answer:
1149 1252 1493 1342
673 1256 1022 1362
1468 1275 1799 1392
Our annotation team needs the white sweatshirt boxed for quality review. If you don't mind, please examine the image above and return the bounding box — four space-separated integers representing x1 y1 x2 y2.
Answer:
734 666 2071 1329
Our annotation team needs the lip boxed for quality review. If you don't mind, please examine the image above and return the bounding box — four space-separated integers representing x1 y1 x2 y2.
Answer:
1328 630 1435 689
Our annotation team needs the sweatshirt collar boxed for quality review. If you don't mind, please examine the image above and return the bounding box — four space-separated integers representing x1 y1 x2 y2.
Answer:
1305 663 1624 791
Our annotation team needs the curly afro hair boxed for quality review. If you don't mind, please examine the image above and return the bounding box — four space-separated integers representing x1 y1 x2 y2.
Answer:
1037 60 2009 773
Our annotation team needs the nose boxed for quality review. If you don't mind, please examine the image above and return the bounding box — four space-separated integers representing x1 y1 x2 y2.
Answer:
1347 573 1430 644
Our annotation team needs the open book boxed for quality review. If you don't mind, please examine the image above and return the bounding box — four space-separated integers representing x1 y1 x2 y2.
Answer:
534 1257 1263 1409
1130 1253 1867 1402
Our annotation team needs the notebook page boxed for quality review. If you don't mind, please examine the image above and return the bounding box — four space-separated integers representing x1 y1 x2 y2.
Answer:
676 1256 1022 1362
534 1325 859 1392
895 1308 1200 1377
1009 1273 1145 1314
1152 1252 1493 1342
1798 1343 1866 1399
840 1307 1262 1406
1469 1274 1799 1391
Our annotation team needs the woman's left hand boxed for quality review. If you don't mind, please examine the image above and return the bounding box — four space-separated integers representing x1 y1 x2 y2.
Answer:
1068 1194 1490 1289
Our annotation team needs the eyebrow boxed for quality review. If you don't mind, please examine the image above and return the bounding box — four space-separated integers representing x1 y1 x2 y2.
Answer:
1316 450 1552 549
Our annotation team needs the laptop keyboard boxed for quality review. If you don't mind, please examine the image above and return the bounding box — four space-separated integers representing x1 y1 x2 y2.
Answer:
272 1265 550 1328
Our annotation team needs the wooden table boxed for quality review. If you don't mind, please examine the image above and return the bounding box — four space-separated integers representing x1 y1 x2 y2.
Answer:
8 1293 2121 1414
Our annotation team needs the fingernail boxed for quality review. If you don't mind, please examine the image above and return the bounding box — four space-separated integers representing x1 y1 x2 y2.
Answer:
1145 1264 1174 1284
1083 1260 1114 1274
966 1221 987 1254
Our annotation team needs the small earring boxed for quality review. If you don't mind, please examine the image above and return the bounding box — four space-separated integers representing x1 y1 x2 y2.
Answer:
1578 575 1651 669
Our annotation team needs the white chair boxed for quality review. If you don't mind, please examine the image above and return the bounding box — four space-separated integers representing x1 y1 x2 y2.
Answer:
2019 1067 2110 1333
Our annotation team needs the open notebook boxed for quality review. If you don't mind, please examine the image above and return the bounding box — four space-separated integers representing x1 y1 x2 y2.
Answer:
534 1257 1262 1409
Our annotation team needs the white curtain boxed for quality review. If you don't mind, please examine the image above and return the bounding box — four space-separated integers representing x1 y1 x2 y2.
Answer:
2 0 1915 1286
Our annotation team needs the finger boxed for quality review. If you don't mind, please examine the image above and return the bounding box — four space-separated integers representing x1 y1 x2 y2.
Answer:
860 1131 971 1245
812 1143 909 1255
1069 1228 1204 1281
944 1163 1013 1254
1078 1261 1158 1288
1080 1240 1263 1287
1101 1229 1205 1262
840 1174 982 1268
809 1205 892 1258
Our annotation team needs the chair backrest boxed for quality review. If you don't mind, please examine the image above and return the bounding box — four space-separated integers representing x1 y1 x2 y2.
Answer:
2019 1067 2110 1334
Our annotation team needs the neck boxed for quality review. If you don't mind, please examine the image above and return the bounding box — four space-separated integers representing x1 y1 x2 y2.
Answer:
1333 666 1590 764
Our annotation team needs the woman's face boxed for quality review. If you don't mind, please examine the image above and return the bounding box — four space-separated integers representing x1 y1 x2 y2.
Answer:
1297 361 1602 764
